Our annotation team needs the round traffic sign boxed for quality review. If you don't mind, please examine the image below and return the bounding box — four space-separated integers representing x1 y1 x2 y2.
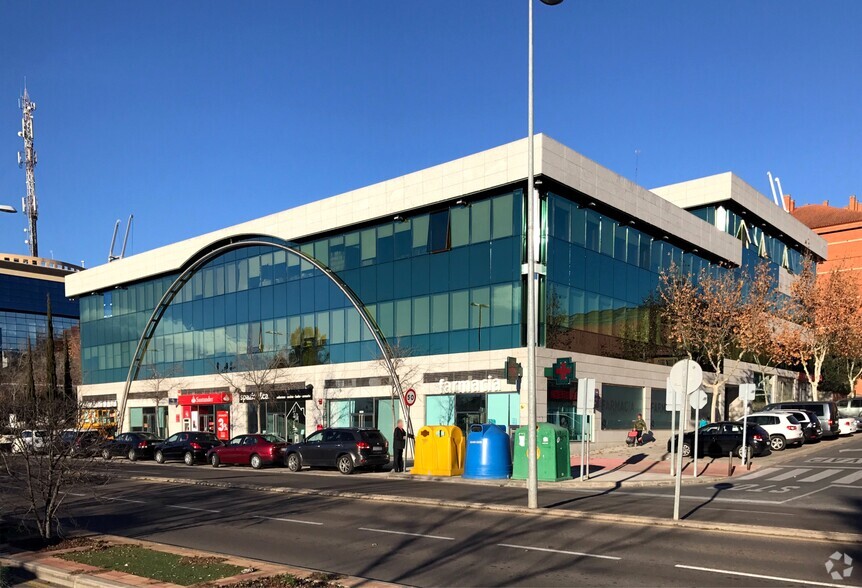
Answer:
669 359 703 394
404 388 416 407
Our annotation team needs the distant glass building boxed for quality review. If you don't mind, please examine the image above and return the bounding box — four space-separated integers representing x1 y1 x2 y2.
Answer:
67 136 826 447
0 253 80 367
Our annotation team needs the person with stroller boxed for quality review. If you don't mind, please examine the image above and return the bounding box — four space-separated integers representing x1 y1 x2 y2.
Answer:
632 413 647 446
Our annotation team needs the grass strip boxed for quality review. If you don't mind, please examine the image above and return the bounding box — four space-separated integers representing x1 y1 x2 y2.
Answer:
58 544 245 586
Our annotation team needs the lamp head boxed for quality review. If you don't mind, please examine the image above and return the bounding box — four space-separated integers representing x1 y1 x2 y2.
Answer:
540 0 564 4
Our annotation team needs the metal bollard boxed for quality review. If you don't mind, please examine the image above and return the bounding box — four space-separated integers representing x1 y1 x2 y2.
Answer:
728 451 733 476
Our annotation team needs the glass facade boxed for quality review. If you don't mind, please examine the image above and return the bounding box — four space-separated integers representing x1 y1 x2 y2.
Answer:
0 272 79 361
80 190 524 385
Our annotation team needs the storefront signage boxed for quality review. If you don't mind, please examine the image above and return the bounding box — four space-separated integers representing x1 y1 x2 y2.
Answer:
216 411 230 441
238 389 313 403
178 392 232 406
437 378 505 394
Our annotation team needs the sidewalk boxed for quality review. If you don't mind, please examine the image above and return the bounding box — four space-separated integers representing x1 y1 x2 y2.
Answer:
0 534 401 588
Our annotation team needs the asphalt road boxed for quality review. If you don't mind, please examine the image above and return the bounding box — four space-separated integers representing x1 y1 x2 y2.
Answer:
90 431 862 535
50 478 862 587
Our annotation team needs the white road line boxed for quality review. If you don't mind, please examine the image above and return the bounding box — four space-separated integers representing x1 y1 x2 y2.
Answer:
675 564 859 588
252 515 322 526
839 449 862 452
832 470 862 484
498 543 621 561
735 467 781 480
104 497 146 504
766 468 811 481
797 468 844 483
166 505 221 513
359 527 454 541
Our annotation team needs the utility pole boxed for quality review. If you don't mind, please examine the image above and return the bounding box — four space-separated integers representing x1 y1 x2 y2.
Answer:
18 87 39 258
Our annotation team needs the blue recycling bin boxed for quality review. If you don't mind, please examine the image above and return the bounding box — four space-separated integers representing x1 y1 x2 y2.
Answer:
463 423 512 480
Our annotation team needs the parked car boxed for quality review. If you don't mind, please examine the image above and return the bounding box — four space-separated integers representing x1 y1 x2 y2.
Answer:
284 427 390 474
837 397 862 419
11 429 48 453
58 430 105 457
154 432 222 465
101 432 164 461
207 434 288 469
778 409 823 443
738 411 804 451
838 417 857 436
667 421 770 459
0 428 14 452
763 401 842 439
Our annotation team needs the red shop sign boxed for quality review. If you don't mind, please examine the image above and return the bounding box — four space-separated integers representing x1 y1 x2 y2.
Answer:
178 392 232 406
216 411 230 441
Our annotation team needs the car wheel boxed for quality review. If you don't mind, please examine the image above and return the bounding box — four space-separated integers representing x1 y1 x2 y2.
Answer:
184 451 195 466
681 442 692 458
101 448 112 461
127 449 137 461
286 453 302 472
250 454 263 469
770 435 786 451
736 444 752 460
337 454 355 475
210 453 220 468
155 450 165 464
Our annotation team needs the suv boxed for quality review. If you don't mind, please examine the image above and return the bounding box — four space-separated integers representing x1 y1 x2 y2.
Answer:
739 412 804 451
154 432 223 465
284 428 390 475
837 398 862 418
58 430 105 457
779 409 823 443
764 401 841 439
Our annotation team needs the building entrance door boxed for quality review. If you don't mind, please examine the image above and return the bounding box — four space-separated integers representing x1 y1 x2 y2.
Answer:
198 406 215 433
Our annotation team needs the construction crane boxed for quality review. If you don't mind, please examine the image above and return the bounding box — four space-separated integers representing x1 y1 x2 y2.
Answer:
17 86 39 257
108 214 134 262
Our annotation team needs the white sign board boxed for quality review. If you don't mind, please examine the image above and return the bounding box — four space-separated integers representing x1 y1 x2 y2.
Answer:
665 378 684 412
577 378 595 411
689 388 708 410
738 383 757 403
669 359 703 395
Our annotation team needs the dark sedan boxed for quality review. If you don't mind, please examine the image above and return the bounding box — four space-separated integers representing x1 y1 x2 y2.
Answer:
207 434 288 469
667 421 770 459
101 432 164 461
154 431 223 465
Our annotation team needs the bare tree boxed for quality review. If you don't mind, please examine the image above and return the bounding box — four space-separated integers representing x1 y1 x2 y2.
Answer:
136 362 186 437
215 351 283 434
374 340 420 432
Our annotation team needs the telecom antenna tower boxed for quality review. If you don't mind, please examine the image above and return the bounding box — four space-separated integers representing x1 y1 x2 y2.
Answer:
17 86 39 257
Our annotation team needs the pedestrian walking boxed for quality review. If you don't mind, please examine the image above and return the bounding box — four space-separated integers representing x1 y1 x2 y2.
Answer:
633 413 647 445
393 419 413 472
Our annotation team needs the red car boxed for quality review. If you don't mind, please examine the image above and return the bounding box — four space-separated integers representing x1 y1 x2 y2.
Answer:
206 434 288 469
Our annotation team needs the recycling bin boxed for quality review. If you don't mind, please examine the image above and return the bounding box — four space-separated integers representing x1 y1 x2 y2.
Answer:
463 424 512 480
511 423 571 482
411 425 465 476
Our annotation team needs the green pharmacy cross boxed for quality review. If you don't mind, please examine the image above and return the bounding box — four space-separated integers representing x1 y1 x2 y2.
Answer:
545 357 575 386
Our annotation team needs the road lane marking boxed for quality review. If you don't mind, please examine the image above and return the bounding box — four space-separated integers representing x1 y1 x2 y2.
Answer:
832 470 862 484
252 515 322 526
734 468 781 480
498 543 621 561
675 564 858 588
359 527 454 541
838 449 862 452
166 505 221 513
766 468 810 481
104 497 146 504
797 469 844 483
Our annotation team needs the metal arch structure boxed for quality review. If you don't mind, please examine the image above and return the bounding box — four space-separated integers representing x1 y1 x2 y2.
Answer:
117 238 412 439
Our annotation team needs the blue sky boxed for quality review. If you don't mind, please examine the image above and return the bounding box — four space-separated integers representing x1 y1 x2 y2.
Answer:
0 1 859 267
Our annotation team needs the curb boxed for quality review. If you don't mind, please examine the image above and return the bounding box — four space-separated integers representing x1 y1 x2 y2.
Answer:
129 474 862 546
0 533 404 588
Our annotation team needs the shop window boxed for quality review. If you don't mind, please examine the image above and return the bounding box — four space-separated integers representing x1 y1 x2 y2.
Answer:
601 384 643 430
426 395 455 426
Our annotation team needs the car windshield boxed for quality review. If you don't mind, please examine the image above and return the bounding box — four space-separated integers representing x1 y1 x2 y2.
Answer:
262 434 285 443
194 433 219 442
136 432 161 440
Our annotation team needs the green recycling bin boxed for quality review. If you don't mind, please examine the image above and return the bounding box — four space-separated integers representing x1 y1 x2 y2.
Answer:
511 423 571 482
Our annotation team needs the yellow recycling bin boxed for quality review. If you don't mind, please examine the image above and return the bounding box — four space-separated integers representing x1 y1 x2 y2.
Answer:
411 425 465 476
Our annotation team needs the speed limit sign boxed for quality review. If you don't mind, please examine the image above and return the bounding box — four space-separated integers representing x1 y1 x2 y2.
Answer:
404 388 417 407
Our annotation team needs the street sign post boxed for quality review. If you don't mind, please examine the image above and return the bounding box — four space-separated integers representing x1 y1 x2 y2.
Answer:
670 359 703 521
738 383 757 467
690 387 708 478
577 377 595 480
404 388 417 407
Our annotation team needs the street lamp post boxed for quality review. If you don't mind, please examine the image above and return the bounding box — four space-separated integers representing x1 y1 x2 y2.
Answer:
0 204 16 214
470 302 489 351
527 0 564 510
